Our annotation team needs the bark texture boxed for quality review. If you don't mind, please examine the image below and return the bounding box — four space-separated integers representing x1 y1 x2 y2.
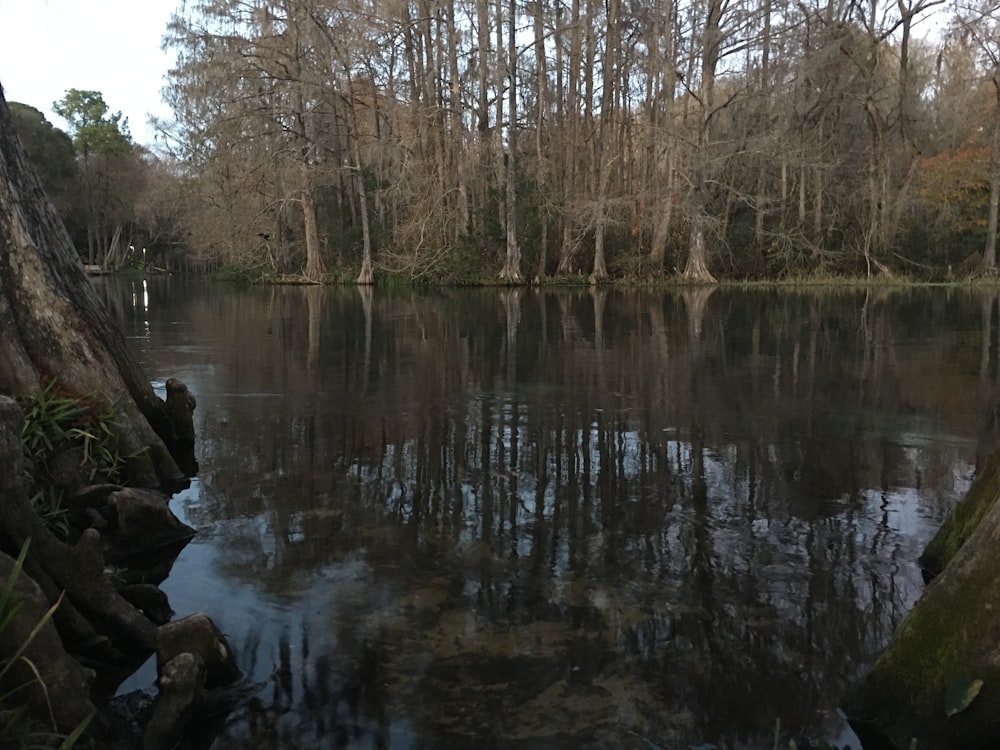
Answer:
0 85 181 486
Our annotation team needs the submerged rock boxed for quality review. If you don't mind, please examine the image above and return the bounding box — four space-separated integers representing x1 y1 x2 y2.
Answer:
139 613 244 750
156 613 240 689
107 487 196 560
144 652 206 750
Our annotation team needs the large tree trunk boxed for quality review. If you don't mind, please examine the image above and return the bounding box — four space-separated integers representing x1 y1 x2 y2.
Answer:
0 84 182 485
843 447 1000 749
0 83 217 744
684 212 718 283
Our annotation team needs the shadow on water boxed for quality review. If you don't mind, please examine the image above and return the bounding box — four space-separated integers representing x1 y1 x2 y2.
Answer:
97 278 1000 749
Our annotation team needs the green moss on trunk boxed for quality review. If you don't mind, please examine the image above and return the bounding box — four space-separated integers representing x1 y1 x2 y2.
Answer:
920 449 1000 577
844 448 1000 749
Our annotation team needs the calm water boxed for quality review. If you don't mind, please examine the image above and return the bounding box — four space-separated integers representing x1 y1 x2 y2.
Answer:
100 279 1000 749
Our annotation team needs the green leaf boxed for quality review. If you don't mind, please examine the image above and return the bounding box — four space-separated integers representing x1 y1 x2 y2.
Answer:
58 710 94 748
945 674 984 717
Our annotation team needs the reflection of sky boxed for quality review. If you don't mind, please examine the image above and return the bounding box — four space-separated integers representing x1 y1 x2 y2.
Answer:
340 408 967 657
107 280 991 748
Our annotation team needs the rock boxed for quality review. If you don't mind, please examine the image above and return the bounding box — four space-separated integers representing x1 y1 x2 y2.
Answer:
143 652 206 750
107 487 196 559
0 549 96 735
64 483 121 515
101 688 157 750
156 613 239 689
118 584 174 626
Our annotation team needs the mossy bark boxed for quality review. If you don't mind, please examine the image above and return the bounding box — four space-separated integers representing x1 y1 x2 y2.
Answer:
843 448 1000 749
919 448 1000 577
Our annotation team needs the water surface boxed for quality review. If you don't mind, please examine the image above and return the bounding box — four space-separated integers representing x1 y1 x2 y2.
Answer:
102 280 1000 749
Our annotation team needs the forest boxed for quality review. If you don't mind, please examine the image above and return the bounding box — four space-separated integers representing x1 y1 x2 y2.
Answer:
10 0 1000 284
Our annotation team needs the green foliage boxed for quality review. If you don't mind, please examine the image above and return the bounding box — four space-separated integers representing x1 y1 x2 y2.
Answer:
52 89 132 156
0 541 93 749
19 382 87 458
27 489 70 540
18 382 131 535
20 381 128 481
944 674 983 717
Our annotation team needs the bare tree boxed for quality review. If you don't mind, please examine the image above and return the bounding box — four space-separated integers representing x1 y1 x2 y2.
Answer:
950 0 1000 270
500 0 523 282
155 0 991 282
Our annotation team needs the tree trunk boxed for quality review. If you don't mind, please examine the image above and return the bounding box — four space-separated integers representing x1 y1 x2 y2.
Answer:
0 80 194 709
985 73 1000 272
682 0 721 284
590 0 619 284
300 164 325 281
684 212 717 283
0 86 182 485
650 150 676 268
476 0 492 241
494 0 507 235
348 80 374 285
753 0 772 252
292 62 325 282
500 0 522 283
556 0 583 275
532 0 548 280
843 447 1000 750
355 166 374 285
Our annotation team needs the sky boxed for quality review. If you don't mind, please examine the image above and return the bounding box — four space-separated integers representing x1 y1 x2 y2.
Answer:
0 0 178 147
0 0 952 151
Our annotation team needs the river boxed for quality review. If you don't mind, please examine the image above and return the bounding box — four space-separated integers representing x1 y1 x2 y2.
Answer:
98 278 999 749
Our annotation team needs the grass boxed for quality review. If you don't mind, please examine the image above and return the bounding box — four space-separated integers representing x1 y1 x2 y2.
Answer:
0 540 93 749
18 381 132 537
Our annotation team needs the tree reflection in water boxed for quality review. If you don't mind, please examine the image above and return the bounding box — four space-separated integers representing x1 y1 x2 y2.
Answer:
103 279 995 749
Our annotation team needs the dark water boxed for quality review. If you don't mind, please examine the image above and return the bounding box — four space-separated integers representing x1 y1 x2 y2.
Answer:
99 279 1000 749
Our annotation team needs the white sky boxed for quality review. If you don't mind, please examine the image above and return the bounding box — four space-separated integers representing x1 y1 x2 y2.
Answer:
0 0 178 147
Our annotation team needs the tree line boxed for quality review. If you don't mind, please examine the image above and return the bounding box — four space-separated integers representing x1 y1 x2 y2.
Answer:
10 0 1000 282
9 91 188 273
